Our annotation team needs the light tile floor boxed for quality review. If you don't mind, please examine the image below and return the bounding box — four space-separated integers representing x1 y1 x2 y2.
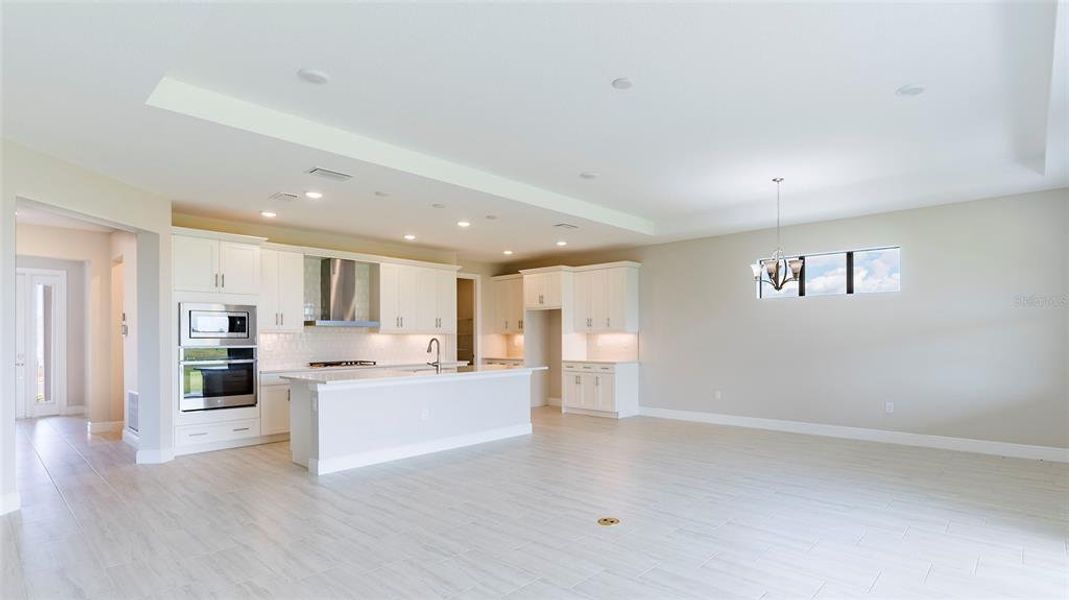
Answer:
1 408 1066 599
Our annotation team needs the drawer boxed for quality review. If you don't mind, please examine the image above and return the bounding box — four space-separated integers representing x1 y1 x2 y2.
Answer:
176 419 260 446
596 365 615 373
564 362 615 373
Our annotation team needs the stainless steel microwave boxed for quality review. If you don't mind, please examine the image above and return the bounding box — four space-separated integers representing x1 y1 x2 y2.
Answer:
179 303 257 347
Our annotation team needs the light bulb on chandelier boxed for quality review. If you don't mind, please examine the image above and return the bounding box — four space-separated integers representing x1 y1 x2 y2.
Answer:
751 177 803 291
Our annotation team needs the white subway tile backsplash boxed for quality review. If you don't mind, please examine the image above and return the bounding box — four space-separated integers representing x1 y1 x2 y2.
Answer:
260 328 456 371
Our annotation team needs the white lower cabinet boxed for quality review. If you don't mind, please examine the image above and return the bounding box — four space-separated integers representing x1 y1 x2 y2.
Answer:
176 419 260 447
562 362 638 418
260 384 291 435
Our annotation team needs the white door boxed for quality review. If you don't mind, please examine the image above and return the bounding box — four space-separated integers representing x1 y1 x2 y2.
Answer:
277 251 305 331
15 272 27 419
173 235 218 292
219 242 260 294
17 270 68 418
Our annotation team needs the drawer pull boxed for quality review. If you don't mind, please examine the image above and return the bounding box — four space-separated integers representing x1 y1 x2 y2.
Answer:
189 432 208 438
233 427 250 432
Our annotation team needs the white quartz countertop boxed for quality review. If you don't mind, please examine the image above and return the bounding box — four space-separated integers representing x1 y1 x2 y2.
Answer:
261 361 468 375
281 365 547 387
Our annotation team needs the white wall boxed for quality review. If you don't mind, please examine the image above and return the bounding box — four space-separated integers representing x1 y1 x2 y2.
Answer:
509 189 1069 449
1 140 174 514
111 231 138 426
16 223 114 423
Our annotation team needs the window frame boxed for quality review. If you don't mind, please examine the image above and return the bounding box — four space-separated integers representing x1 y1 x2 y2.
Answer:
756 246 899 299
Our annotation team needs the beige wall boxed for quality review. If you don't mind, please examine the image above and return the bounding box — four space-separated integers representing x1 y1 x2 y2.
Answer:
111 231 138 425
509 188 1069 449
17 223 115 423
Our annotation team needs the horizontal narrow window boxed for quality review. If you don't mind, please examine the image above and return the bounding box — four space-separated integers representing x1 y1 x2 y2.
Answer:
756 246 899 299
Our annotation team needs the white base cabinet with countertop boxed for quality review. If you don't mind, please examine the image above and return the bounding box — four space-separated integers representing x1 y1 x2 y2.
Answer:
562 361 639 419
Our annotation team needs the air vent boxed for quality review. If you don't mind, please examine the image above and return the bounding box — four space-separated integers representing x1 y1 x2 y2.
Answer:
307 167 353 181
269 192 300 202
554 223 579 230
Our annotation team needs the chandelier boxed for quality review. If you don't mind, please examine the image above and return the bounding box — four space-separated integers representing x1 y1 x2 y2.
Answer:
751 177 802 291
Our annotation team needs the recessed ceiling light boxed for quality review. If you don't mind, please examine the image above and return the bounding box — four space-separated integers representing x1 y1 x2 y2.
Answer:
556 240 568 247
261 211 277 218
503 250 514 255
895 83 926 97
579 171 599 179
374 191 389 197
432 203 446 209
297 68 330 85
457 221 471 228
611 77 633 90
403 234 416 241
304 191 323 199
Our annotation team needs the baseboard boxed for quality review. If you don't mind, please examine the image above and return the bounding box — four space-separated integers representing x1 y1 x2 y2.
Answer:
87 420 123 434
136 447 175 464
638 407 1069 463
61 405 85 416
0 492 20 515
173 433 289 457
547 396 562 407
122 427 140 449
312 423 533 475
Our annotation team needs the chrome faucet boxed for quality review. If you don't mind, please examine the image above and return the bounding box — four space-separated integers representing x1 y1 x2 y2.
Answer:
426 337 441 374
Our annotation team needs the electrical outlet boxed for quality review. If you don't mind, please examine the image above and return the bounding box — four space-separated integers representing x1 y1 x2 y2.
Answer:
714 390 723 401
884 401 895 414
420 408 430 421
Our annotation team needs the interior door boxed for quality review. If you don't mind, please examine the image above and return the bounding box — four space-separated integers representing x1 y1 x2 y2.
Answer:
15 272 27 419
20 271 67 418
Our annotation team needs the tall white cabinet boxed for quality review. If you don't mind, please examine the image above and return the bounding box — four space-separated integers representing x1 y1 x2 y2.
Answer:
260 248 305 333
489 274 524 334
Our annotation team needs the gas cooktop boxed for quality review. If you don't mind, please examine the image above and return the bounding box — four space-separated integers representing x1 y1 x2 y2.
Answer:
308 360 377 368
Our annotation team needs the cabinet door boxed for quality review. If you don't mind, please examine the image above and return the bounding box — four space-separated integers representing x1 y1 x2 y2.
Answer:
563 372 583 408
378 263 402 332
590 269 610 331
489 280 505 333
219 242 260 295
604 267 638 332
573 271 592 330
505 278 522 332
594 374 615 412
543 272 562 308
436 270 457 332
260 385 290 435
523 273 543 308
277 251 305 332
259 249 281 331
580 373 597 409
173 236 219 292
397 265 424 331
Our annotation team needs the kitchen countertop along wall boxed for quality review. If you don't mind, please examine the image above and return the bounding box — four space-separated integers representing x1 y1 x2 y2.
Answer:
258 327 456 372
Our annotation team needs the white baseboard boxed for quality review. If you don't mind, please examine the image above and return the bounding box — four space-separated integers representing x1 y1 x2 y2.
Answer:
312 423 533 475
136 447 175 464
122 427 140 449
87 421 123 434
0 492 20 515
173 433 289 457
639 407 1069 463
547 396 562 407
61 405 85 416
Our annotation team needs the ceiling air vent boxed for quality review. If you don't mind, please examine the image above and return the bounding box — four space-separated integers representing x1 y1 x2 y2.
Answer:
307 167 353 181
554 223 579 230
268 192 300 202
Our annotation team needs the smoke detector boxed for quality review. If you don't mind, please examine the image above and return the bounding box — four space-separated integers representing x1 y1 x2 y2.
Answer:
306 167 353 181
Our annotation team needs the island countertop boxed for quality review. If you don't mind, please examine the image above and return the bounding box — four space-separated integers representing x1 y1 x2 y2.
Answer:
280 364 547 388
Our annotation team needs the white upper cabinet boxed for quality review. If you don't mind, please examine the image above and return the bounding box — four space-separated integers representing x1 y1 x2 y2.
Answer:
522 269 568 309
260 249 304 333
379 263 457 334
490 275 524 333
572 264 639 333
173 232 261 295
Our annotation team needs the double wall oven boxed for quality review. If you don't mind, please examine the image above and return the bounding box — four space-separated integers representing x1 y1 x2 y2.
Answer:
179 303 258 412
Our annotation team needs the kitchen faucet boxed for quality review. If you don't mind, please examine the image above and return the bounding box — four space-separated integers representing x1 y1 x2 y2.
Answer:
426 337 441 374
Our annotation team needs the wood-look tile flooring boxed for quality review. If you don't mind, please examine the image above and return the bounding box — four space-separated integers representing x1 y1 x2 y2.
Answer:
2 409 1066 599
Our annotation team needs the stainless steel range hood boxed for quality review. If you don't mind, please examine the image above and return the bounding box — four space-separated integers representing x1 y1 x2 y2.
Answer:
305 258 380 328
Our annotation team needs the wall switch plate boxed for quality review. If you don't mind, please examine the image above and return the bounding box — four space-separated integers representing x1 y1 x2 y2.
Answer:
420 408 430 421
714 390 723 401
885 401 895 414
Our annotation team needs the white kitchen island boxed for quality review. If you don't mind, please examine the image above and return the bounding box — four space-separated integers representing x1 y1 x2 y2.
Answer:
281 365 546 475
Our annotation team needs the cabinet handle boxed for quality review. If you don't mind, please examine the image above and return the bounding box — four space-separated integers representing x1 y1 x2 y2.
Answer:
221 274 225 288
232 427 250 432
606 317 610 327
575 375 581 384
189 432 208 437
519 319 523 330
287 389 291 402
400 316 404 328
281 313 284 326
504 320 508 330
214 273 219 288
596 376 600 387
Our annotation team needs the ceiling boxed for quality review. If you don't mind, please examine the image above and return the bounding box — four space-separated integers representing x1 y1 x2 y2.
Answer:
15 205 116 233
2 3 1066 262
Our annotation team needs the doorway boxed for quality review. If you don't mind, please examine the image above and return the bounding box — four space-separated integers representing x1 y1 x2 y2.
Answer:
15 269 68 419
456 277 476 365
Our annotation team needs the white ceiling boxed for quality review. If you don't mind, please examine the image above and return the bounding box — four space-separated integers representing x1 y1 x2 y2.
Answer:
2 3 1066 261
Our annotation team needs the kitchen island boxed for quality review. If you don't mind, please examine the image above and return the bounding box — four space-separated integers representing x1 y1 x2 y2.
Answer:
281 365 546 475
